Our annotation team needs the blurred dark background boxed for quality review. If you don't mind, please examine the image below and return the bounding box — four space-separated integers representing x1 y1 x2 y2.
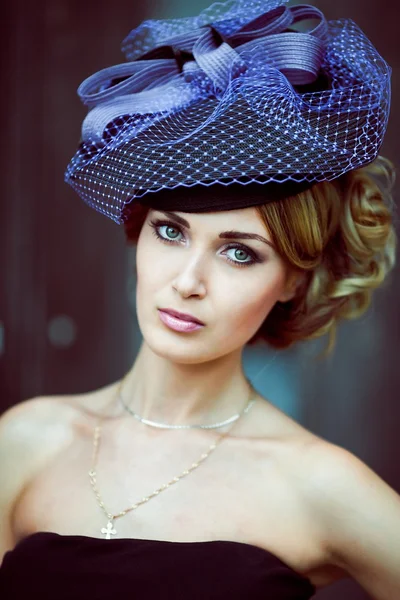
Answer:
1 1 399 598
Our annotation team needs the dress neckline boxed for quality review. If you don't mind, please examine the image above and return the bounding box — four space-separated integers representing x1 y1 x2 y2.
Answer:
16 530 316 592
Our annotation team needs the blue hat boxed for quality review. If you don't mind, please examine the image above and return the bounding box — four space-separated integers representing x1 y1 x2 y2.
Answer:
65 0 391 223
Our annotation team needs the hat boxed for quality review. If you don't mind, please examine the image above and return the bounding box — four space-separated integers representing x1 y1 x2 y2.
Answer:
65 0 391 224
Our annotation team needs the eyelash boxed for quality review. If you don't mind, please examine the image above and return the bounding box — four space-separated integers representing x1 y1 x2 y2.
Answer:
149 219 262 268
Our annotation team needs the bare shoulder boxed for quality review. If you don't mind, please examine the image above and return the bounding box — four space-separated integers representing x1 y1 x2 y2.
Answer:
0 384 119 560
0 394 80 458
0 395 79 502
267 412 394 509
247 392 320 446
296 438 400 598
0 395 75 562
292 434 400 506
0 380 120 464
296 434 400 525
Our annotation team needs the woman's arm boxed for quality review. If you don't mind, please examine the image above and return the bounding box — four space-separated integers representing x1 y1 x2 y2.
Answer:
305 441 400 600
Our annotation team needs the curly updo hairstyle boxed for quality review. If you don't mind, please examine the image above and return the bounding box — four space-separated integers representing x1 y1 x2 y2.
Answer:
122 156 397 354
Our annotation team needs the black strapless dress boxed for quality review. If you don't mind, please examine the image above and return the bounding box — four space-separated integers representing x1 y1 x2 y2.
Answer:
0 532 316 599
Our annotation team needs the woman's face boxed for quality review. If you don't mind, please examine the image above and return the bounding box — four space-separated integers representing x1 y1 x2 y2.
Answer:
135 206 294 364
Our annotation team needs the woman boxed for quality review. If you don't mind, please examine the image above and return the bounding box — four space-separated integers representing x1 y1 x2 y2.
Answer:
1 0 399 598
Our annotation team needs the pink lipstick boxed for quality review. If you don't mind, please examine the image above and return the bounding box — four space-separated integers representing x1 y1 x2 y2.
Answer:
158 310 205 332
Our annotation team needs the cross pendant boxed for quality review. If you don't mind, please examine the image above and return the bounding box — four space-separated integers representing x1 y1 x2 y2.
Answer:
101 520 117 539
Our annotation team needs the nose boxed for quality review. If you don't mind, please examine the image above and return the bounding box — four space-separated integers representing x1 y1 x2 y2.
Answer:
172 253 207 299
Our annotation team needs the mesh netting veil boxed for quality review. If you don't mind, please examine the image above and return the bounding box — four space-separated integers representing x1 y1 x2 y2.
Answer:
65 0 391 223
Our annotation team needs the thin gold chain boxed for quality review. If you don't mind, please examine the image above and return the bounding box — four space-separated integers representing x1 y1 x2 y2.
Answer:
88 376 255 539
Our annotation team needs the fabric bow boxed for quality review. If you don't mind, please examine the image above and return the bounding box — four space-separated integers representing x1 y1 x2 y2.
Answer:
78 4 328 143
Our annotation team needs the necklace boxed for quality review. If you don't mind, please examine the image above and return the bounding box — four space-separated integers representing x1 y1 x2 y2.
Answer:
118 387 256 430
89 379 255 539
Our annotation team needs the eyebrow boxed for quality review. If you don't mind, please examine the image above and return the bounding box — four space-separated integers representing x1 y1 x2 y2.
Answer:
157 210 276 250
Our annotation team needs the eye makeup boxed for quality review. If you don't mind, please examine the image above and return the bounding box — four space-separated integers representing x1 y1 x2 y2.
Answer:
156 210 276 251
149 218 264 268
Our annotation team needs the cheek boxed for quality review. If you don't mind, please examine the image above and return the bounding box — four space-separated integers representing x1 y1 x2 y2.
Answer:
135 235 175 327
136 234 164 289
216 269 286 337
135 236 154 313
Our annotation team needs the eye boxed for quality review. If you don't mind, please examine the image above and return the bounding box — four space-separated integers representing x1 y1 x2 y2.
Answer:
149 219 262 268
150 220 184 243
224 245 259 268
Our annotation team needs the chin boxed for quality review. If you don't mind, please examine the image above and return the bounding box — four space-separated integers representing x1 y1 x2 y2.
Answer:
147 336 214 364
140 319 223 364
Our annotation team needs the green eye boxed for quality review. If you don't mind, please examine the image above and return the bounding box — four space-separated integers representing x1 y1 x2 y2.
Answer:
150 220 183 243
233 248 249 262
164 226 180 239
224 246 256 267
149 219 261 268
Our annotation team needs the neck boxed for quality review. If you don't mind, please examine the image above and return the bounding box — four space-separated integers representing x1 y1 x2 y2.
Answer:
121 341 253 427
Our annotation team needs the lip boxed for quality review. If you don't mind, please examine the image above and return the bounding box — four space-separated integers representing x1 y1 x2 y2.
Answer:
158 309 205 333
159 308 205 326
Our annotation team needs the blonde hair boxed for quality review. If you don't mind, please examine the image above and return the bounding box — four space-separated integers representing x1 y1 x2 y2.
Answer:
122 156 397 354
252 156 397 353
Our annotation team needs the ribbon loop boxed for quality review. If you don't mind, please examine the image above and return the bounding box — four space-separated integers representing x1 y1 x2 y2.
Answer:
79 3 329 142
192 26 247 92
